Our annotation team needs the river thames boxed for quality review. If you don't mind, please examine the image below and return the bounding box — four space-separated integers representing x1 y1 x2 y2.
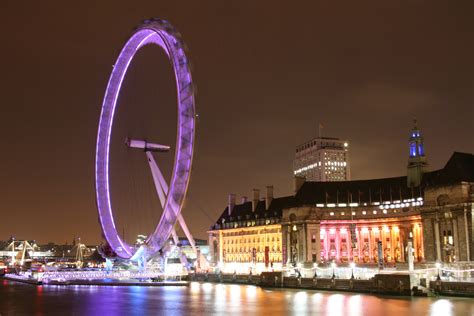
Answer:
1 280 473 315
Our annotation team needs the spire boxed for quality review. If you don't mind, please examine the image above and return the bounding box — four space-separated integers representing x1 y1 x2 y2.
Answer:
407 119 428 187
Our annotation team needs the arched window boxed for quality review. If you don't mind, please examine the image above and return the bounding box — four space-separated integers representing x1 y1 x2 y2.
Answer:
418 143 424 156
410 142 417 157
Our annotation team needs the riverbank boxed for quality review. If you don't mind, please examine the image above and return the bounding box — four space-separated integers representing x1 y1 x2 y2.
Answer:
1 274 188 287
2 272 472 297
188 272 474 297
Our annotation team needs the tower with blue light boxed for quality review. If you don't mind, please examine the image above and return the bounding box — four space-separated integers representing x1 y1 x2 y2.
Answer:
407 119 428 187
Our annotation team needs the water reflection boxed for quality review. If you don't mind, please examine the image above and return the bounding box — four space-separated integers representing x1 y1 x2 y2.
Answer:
430 299 453 316
0 281 473 315
292 291 308 314
348 294 362 316
326 293 345 316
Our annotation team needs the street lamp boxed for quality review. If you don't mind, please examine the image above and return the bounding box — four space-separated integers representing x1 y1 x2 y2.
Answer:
331 262 336 279
350 262 355 279
435 262 441 281
296 263 302 278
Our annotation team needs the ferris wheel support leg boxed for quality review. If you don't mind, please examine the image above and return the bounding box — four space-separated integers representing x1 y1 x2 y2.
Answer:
170 228 180 245
177 214 196 252
146 151 168 208
171 228 190 267
145 150 201 264
177 214 210 270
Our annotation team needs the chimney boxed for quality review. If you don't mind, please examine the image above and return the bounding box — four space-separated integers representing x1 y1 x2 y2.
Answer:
265 185 274 210
252 189 260 212
228 193 236 216
241 196 248 204
294 176 306 195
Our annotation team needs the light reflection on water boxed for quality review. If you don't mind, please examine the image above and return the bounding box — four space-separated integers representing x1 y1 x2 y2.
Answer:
327 293 345 316
348 294 362 316
430 299 454 316
0 280 473 315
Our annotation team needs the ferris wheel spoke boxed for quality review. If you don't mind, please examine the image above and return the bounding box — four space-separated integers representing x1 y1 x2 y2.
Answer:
126 137 171 208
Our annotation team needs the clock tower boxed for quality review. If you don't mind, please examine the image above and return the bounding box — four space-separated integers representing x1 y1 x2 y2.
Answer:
407 119 428 187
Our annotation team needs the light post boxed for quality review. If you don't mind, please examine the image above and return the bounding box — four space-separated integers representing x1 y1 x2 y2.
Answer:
331 262 336 279
296 263 302 279
435 262 441 281
350 262 355 279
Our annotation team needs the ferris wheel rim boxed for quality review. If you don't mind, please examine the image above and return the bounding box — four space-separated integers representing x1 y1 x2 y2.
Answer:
95 19 195 260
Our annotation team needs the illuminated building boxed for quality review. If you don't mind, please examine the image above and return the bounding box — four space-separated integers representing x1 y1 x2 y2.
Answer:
208 188 290 273
283 176 426 265
209 125 474 271
294 137 350 181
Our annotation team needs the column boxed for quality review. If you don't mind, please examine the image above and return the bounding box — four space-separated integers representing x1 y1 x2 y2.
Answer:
464 207 471 261
301 224 307 264
394 226 400 262
219 231 223 265
453 217 459 261
434 219 442 262
368 228 373 262
306 224 312 262
346 228 351 262
380 226 385 262
298 224 307 263
400 228 405 262
412 224 418 262
315 223 321 263
417 224 422 261
390 226 395 262
325 229 330 261
387 227 391 262
284 227 290 265
335 228 340 262
421 218 436 262
355 228 361 261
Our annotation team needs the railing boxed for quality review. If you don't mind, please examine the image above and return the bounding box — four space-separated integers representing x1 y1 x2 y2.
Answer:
40 270 163 282
277 262 474 283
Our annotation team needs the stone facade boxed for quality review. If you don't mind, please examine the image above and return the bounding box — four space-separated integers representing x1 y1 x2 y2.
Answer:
422 182 473 262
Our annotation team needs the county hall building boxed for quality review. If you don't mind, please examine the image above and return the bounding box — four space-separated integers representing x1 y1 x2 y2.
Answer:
208 124 474 273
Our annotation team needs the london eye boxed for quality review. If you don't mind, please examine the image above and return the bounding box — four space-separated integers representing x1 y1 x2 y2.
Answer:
95 19 196 263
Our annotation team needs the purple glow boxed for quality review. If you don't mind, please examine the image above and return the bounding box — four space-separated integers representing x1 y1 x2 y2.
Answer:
95 20 195 259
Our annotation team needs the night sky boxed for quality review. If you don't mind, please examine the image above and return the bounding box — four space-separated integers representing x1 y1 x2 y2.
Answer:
1 1 473 244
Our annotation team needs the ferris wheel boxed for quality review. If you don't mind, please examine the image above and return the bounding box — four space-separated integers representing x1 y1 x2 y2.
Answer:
95 19 196 262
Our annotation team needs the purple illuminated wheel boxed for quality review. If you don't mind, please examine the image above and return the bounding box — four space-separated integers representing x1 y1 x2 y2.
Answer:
95 19 195 260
